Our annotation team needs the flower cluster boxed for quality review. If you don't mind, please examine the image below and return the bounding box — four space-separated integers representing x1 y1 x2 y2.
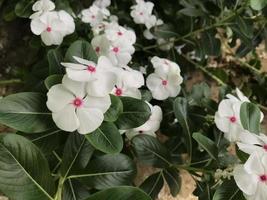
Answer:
130 0 163 40
215 89 267 200
30 0 75 46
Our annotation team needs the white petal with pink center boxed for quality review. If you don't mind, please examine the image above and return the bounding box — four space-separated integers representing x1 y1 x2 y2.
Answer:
46 76 111 134
125 103 162 140
30 0 55 19
234 152 267 200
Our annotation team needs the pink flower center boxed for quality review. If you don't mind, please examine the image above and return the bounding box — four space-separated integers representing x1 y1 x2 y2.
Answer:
162 80 168 86
260 175 267 182
263 144 267 151
95 46 100 53
117 31 123 36
113 47 119 53
229 116 237 123
87 65 96 73
115 88 122 96
91 15 96 19
72 98 83 108
139 12 143 15
46 26 52 32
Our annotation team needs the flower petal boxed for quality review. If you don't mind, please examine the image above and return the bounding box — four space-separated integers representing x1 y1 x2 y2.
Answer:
62 75 86 98
66 68 93 82
83 95 111 113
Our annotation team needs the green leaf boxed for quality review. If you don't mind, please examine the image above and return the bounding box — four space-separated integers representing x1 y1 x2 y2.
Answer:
116 97 151 129
60 133 94 178
163 167 181 197
200 31 221 56
193 132 218 161
47 49 64 75
15 0 34 18
154 24 178 39
44 74 63 90
104 95 123 122
65 40 98 63
213 178 245 200
85 122 123 154
73 154 136 189
85 186 152 200
0 134 55 200
63 179 91 200
0 92 54 133
250 0 267 10
173 97 192 162
240 102 261 134
140 172 164 199
132 135 171 168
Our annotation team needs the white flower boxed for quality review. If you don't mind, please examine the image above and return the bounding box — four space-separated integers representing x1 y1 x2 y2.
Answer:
93 0 111 8
234 152 267 200
31 11 75 46
146 57 183 100
46 76 111 134
237 131 267 155
105 24 136 45
61 56 117 97
215 88 264 142
125 103 162 140
111 66 144 99
130 0 154 26
91 34 111 55
80 5 110 27
30 0 55 19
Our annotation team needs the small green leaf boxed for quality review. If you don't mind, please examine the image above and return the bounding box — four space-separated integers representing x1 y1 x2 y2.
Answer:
213 178 245 200
75 154 136 190
47 49 64 75
85 122 123 154
116 97 151 129
140 172 164 199
163 167 181 197
250 0 267 10
65 40 98 63
0 134 55 200
240 102 261 134
44 74 63 90
0 92 54 133
132 135 172 168
15 0 34 18
173 97 192 162
85 186 152 200
104 95 123 122
193 132 218 161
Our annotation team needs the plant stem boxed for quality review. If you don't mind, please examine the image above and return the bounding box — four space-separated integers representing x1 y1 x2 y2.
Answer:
0 79 22 85
142 5 246 51
176 165 213 174
54 177 64 200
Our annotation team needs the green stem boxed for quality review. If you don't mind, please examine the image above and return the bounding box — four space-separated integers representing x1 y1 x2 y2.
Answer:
176 165 213 174
54 177 64 200
0 79 22 85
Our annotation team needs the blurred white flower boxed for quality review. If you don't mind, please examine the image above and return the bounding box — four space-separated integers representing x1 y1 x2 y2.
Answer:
80 5 110 27
30 0 55 19
91 34 111 55
46 76 111 134
105 24 136 45
237 131 267 155
146 57 183 100
125 103 162 140
61 56 117 97
30 11 75 46
234 152 267 200
93 0 111 8
111 67 144 99
215 88 264 142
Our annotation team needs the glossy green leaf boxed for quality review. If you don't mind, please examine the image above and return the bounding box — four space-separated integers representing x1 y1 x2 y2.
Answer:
240 102 261 134
85 186 152 200
47 49 64 75
213 178 245 200
0 92 54 133
15 0 34 18
85 122 123 154
116 97 151 129
132 135 171 168
163 167 181 197
140 172 164 199
0 134 55 200
60 133 94 177
44 74 63 90
173 97 192 162
73 154 136 189
65 40 98 63
193 132 218 161
104 95 123 122
63 179 91 200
